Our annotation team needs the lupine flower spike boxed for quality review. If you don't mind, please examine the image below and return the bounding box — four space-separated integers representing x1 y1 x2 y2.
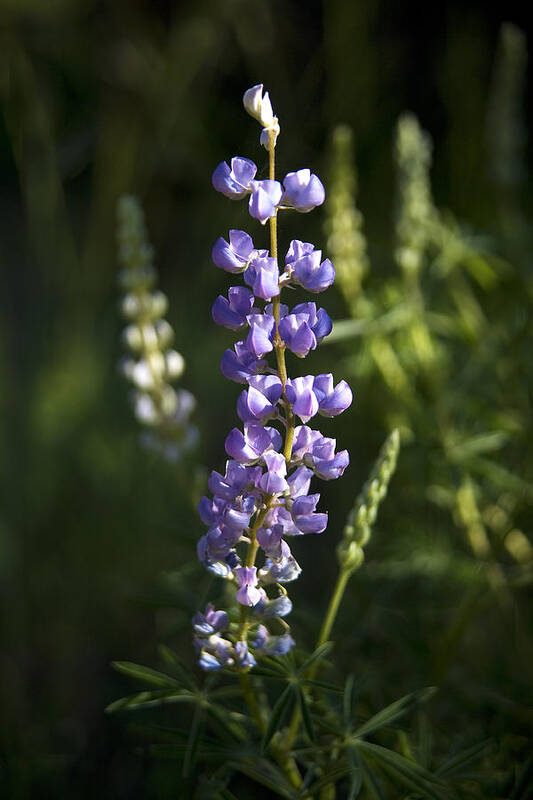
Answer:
117 195 198 462
194 86 352 671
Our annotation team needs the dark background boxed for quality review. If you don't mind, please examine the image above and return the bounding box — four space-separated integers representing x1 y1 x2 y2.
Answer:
1 1 532 797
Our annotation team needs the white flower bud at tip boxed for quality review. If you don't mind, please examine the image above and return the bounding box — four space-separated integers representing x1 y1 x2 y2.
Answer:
243 84 264 120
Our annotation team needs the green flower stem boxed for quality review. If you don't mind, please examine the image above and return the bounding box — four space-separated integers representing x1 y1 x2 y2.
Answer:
284 564 354 750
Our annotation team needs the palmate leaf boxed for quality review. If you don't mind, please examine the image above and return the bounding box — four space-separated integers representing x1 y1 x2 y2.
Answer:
344 674 358 728
356 740 450 799
183 704 203 777
361 758 388 800
262 683 295 752
297 686 315 743
296 641 333 676
227 757 301 799
105 689 197 713
436 740 492 777
111 660 182 689
157 645 197 689
352 687 437 739
347 744 363 799
307 762 350 794
510 757 533 800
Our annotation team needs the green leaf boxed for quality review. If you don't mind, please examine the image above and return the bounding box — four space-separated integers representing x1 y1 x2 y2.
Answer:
510 756 533 799
297 687 315 743
183 704 203 777
356 741 450 798
436 739 491 777
205 702 246 742
296 641 333 676
261 684 294 752
353 687 437 739
303 678 343 693
307 763 349 794
157 645 197 689
447 431 510 462
228 758 300 799
111 660 181 689
105 690 196 713
361 759 387 800
347 744 363 799
343 674 358 728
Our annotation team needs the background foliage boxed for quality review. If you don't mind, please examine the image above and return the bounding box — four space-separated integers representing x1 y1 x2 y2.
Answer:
0 0 531 797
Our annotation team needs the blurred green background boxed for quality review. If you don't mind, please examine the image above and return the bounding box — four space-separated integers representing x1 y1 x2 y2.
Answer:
1 0 532 797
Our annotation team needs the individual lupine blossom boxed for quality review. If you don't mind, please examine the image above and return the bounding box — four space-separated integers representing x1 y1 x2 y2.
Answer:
117 195 198 462
193 85 353 672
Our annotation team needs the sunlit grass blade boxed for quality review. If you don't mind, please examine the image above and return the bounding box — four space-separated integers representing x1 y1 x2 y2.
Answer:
353 687 437 739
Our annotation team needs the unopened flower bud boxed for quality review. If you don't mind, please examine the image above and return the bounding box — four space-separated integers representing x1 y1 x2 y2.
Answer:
165 349 185 379
337 540 364 571
155 320 174 349
122 324 143 352
149 291 168 320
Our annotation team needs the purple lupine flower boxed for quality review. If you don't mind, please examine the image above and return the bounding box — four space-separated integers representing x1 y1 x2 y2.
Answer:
249 180 283 224
197 84 352 672
235 566 262 606
212 287 256 330
287 465 313 497
235 640 257 668
245 313 276 357
208 460 262 501
212 157 257 198
264 505 299 537
313 374 353 416
243 254 280 300
305 436 350 480
225 422 282 464
257 524 291 559
291 493 328 534
253 593 293 618
292 302 333 342
278 303 332 357
291 425 324 462
259 554 302 584
193 604 230 635
285 376 319 423
253 625 295 655
220 341 267 383
282 169 325 212
278 313 317 357
212 230 257 273
257 451 288 494
285 240 335 293
237 374 283 423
